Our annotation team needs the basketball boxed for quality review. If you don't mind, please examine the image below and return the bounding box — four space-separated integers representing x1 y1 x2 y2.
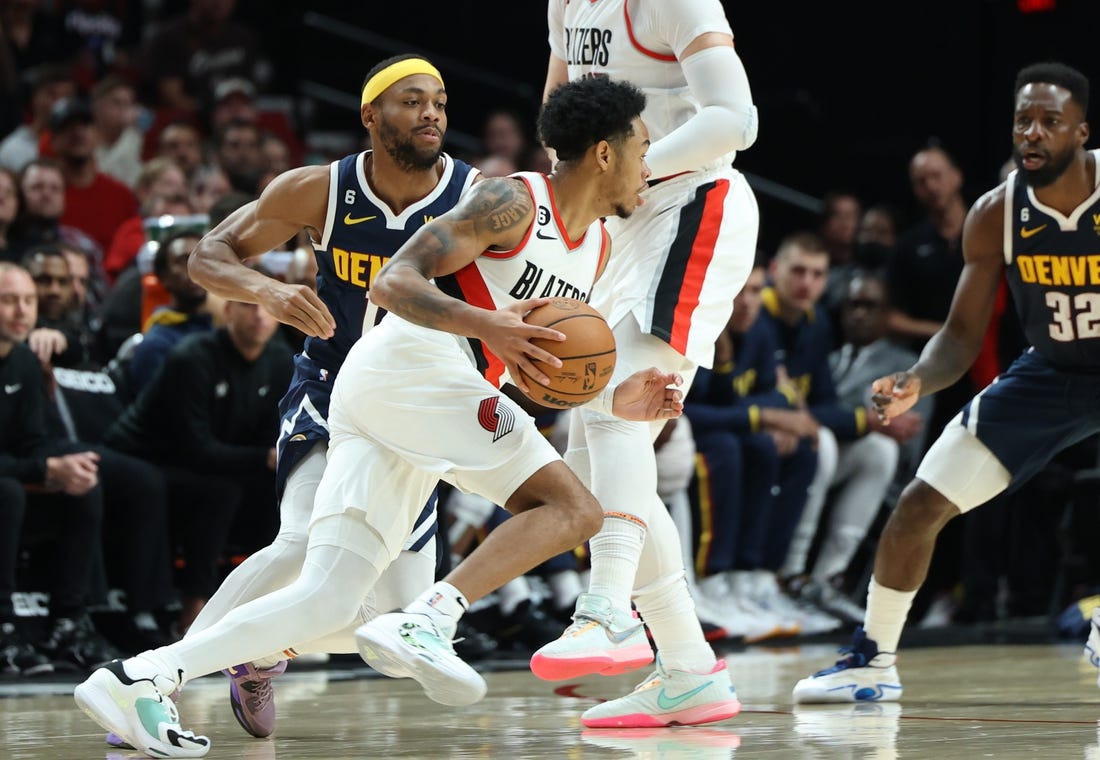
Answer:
519 298 616 409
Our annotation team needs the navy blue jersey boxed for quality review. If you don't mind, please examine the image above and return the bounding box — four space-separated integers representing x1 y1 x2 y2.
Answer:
305 151 480 373
1005 151 1100 371
275 151 479 500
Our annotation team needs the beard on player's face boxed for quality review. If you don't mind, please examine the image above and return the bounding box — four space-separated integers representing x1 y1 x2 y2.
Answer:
1014 142 1077 189
378 118 443 172
612 202 634 219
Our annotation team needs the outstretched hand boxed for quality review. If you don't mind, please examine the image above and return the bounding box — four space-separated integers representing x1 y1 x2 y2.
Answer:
870 371 922 423
611 368 684 421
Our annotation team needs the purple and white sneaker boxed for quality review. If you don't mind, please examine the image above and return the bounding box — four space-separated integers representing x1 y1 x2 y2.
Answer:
223 660 288 737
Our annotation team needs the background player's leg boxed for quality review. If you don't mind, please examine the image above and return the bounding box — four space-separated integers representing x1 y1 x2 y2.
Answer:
186 443 325 637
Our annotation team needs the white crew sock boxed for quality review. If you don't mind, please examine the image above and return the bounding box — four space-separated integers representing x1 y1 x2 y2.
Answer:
863 576 916 653
587 513 646 614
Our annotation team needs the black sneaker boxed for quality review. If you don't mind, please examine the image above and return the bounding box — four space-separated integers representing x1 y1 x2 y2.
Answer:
43 615 122 671
0 620 53 676
453 619 499 662
496 599 569 651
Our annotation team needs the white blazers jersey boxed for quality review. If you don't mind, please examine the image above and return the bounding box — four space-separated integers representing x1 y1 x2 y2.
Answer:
371 171 611 389
548 0 733 147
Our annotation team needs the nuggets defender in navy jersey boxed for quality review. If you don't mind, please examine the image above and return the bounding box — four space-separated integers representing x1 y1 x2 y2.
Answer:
111 54 480 748
74 76 687 755
534 0 759 728
793 62 1100 704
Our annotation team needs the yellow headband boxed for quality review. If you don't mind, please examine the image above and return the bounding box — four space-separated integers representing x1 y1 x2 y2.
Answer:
361 59 444 107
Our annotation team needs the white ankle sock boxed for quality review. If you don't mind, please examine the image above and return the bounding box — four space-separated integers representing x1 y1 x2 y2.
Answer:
406 581 469 637
863 576 916 653
587 514 646 614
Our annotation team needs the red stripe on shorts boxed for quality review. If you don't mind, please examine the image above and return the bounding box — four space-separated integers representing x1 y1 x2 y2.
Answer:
668 179 729 353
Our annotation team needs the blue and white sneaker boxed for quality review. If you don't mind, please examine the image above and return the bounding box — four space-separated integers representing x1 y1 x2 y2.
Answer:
792 627 902 704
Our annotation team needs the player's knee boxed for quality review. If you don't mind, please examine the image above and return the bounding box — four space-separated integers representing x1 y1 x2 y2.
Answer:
572 491 605 545
893 479 959 534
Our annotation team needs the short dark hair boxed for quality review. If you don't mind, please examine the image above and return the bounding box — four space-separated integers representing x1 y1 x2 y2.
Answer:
20 243 66 270
214 119 259 148
209 191 256 228
537 77 646 162
1015 61 1089 115
154 230 202 279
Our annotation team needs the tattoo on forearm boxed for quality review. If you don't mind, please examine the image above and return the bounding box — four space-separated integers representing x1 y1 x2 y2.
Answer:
389 269 453 328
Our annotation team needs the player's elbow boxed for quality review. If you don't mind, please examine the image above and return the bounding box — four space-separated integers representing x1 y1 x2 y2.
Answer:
369 269 399 311
718 102 759 151
187 242 214 288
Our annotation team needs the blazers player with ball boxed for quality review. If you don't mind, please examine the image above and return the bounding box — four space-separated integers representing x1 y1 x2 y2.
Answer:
74 75 689 757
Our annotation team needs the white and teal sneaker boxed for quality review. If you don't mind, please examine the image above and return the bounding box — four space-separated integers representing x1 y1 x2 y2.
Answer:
581 657 741 728
74 659 209 758
530 592 654 681
582 725 742 753
792 627 903 703
355 612 487 707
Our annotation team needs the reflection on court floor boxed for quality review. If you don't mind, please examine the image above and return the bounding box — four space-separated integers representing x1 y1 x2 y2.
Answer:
2 643 1098 759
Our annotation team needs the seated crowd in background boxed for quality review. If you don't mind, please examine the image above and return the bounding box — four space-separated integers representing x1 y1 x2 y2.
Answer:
0 1 1095 682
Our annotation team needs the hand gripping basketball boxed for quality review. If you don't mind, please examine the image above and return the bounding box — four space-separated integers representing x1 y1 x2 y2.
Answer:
519 298 617 409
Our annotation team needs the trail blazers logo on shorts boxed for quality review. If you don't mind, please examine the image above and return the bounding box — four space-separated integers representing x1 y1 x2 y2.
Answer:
477 397 515 442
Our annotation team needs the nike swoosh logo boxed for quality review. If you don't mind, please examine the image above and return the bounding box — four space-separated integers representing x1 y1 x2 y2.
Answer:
604 625 639 644
344 213 377 225
166 727 209 749
3 384 20 394
535 229 557 240
656 681 712 710
1020 224 1047 238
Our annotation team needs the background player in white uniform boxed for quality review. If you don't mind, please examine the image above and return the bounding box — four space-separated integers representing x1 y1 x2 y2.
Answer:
73 76 694 759
137 55 479 744
531 0 760 727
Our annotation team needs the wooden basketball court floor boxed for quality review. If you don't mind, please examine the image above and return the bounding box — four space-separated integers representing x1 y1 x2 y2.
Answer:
3 642 1099 759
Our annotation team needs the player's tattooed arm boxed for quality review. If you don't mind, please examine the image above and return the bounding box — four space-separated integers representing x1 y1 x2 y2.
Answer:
371 177 538 333
466 177 534 249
